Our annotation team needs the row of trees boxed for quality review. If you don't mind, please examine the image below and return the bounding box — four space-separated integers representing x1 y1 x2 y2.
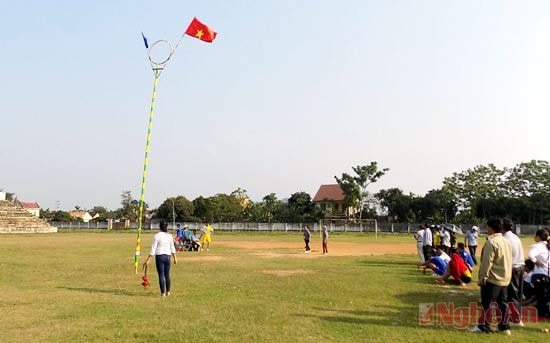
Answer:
155 189 320 223
373 160 550 224
40 160 550 225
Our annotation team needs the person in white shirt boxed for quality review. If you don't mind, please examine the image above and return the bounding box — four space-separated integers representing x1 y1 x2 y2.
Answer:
143 221 177 297
439 228 451 255
436 246 451 265
422 225 433 262
502 218 525 325
465 226 479 264
527 228 550 319
415 225 426 264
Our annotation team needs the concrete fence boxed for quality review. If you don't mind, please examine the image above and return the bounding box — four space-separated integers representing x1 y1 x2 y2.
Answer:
50 221 547 235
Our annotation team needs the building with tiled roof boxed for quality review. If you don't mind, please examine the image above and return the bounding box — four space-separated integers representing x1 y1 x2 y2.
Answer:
69 211 93 223
15 200 41 217
313 184 354 218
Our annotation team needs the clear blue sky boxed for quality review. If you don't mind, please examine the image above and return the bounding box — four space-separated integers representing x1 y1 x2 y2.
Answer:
1 1 549 211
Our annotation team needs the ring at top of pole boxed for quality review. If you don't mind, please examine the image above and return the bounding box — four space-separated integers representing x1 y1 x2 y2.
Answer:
147 39 174 70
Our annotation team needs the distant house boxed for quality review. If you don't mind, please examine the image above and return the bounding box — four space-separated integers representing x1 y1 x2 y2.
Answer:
313 184 352 218
69 211 93 223
16 200 41 218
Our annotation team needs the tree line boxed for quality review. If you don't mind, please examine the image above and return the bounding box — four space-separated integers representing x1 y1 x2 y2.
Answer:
40 160 550 225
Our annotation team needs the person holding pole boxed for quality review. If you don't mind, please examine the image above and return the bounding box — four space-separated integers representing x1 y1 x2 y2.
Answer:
143 221 177 297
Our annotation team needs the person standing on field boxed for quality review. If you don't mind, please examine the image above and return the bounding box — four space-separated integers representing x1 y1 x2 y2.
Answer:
422 225 433 262
303 225 311 253
322 225 329 255
199 223 214 251
143 221 177 297
502 218 525 325
415 225 426 264
439 227 451 255
470 218 512 335
465 226 479 265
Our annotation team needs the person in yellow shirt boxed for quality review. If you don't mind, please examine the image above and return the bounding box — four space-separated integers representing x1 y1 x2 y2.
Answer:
199 223 214 251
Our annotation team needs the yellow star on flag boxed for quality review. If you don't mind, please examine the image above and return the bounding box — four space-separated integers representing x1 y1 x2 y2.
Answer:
195 29 204 39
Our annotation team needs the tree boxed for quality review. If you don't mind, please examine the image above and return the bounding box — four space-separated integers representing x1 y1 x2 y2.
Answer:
157 196 195 222
335 162 389 219
230 187 251 219
285 191 319 222
191 193 244 222
51 210 72 222
116 191 146 221
375 188 414 222
247 193 282 222
442 164 505 218
90 206 111 220
504 160 550 197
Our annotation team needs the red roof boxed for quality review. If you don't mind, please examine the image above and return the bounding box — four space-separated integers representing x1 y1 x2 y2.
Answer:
18 201 40 209
313 184 345 202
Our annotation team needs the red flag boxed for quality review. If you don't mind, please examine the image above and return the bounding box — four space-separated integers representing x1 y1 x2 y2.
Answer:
185 17 217 43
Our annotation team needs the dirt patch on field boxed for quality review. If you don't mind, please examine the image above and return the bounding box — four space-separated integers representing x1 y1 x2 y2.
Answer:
181 255 223 262
217 241 416 258
260 269 314 277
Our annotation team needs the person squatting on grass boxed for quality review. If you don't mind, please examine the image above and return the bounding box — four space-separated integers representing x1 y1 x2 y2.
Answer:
303 225 311 253
143 221 177 297
435 248 472 287
502 218 525 325
418 249 447 276
322 225 329 255
456 242 475 269
527 228 550 319
470 218 512 335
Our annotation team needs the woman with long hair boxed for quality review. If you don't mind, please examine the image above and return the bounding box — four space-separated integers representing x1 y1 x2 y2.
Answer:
143 221 177 297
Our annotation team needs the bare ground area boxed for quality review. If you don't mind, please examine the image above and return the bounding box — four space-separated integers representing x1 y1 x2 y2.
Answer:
214 240 417 257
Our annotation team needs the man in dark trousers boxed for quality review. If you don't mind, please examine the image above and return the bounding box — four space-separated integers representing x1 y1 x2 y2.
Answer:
470 218 512 335
303 225 311 253
502 218 525 325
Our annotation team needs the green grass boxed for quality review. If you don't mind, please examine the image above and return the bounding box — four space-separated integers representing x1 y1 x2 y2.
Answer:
0 231 547 342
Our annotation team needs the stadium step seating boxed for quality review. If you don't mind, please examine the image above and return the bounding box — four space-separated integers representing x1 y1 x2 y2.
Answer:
0 200 57 233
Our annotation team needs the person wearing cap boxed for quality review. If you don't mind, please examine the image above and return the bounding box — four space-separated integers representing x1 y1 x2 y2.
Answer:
321 225 329 255
465 225 479 265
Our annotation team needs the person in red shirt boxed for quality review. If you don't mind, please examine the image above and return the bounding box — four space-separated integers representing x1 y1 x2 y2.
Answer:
435 249 472 287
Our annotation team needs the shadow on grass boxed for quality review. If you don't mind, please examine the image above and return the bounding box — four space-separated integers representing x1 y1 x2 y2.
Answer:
357 259 418 267
57 286 150 297
295 289 480 329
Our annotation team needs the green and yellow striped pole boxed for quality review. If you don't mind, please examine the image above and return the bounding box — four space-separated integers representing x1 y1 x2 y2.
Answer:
134 70 160 273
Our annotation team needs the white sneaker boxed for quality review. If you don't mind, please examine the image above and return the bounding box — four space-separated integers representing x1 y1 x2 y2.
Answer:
206 248 210 251
305 250 310 254
469 326 484 333
512 320 524 327
501 329 511 336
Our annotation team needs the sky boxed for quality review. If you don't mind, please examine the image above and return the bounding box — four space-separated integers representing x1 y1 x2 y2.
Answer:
1 1 549 211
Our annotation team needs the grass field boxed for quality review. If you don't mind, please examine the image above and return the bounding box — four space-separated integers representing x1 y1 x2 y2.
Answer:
0 231 548 342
